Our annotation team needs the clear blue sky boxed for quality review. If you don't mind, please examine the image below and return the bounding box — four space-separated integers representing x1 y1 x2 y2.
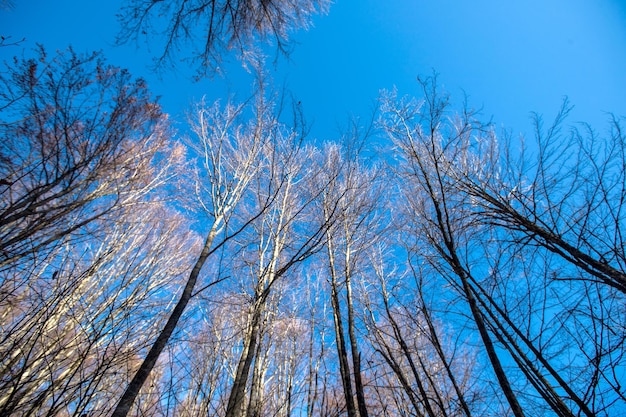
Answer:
2 0 625 141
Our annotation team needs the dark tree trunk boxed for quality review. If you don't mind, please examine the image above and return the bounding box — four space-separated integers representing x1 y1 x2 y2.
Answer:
112 225 220 417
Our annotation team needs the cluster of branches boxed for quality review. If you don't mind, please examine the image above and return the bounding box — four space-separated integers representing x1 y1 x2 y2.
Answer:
116 0 330 76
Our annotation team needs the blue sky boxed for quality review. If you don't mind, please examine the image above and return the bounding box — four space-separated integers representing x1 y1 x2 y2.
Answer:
2 0 626 141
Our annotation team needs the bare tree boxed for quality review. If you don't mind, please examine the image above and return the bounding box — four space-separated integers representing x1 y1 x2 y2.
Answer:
454 101 626 295
317 139 385 417
447 101 626 415
362 242 481 417
380 78 527 417
222 127 336 417
161 290 254 416
0 200 194 416
0 47 167 274
0 47 182 414
301 268 334 417
379 75 626 416
116 0 330 76
112 90 278 416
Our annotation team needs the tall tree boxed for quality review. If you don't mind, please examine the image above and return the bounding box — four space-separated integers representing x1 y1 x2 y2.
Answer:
223 125 337 417
446 100 626 415
112 91 279 416
318 140 383 417
381 78 526 417
380 76 626 416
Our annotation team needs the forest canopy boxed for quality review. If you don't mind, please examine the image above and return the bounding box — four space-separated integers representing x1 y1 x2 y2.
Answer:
1 2 625 417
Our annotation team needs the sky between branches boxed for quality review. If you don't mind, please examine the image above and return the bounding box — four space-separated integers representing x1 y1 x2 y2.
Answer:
1 0 625 141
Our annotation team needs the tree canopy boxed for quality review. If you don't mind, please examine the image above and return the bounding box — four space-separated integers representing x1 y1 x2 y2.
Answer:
1 3 625 417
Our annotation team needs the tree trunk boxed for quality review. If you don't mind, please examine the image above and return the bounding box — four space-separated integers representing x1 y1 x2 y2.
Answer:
417 291 473 417
327 234 357 417
225 302 265 417
112 223 220 417
455 262 526 417
345 269 369 417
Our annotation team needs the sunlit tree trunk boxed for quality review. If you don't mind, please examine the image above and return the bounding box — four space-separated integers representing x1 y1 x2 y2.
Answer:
325 232 357 417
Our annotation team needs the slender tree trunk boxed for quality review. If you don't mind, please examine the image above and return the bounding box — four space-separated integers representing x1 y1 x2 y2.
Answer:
112 223 221 417
455 263 526 417
373 344 425 417
306 298 322 417
420 148 526 417
225 302 265 417
471 279 589 417
417 294 473 417
330 282 357 417
326 233 357 417
345 270 369 417
246 315 268 417
379 284 438 417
